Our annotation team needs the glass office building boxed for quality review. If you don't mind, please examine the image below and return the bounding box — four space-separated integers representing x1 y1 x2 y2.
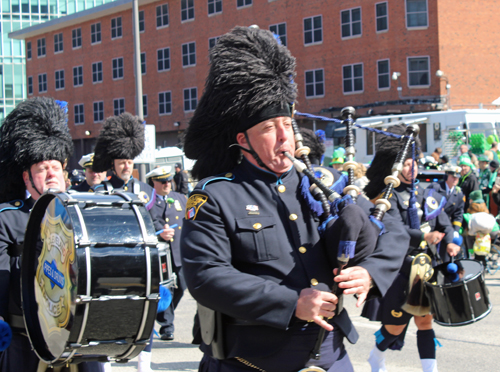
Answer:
1 0 116 120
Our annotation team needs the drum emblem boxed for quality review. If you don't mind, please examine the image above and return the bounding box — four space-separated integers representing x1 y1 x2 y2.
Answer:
36 212 75 329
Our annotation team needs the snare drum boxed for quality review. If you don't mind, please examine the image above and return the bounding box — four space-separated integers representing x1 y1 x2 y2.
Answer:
425 259 491 326
21 191 160 365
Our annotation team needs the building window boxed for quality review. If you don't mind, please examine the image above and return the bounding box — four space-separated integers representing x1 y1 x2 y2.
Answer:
143 95 148 117
38 73 47 92
54 33 63 53
343 63 363 93
73 66 83 87
237 0 252 8
408 56 430 86
209 36 220 49
139 10 145 32
157 47 170 71
303 16 322 45
94 101 104 122
156 4 169 28
28 76 33 95
91 23 101 44
406 0 428 28
376 2 388 32
26 41 32 59
74 104 84 125
72 28 82 48
305 69 324 98
92 62 103 83
208 0 222 15
141 52 146 74
159 91 172 115
112 57 124 80
181 0 194 21
269 22 287 46
377 59 390 90
37 38 46 57
182 42 196 67
114 98 125 115
183 87 197 112
341 7 362 38
111 17 122 39
55 69 65 90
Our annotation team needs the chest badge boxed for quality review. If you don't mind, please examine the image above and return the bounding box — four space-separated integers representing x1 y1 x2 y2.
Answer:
246 205 260 215
174 200 182 211
138 191 150 204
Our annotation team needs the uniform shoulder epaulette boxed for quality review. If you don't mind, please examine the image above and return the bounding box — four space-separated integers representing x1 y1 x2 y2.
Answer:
0 199 24 213
201 172 235 190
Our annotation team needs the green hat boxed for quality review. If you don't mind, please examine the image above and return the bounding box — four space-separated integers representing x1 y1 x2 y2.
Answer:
477 154 489 162
469 190 484 204
458 155 473 168
329 148 345 165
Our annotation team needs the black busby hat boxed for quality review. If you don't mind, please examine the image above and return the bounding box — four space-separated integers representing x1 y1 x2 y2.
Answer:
183 26 297 180
299 128 326 165
364 124 421 200
92 112 145 173
0 97 73 203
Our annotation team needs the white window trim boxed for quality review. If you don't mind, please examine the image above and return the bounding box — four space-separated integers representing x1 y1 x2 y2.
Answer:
93 101 104 123
111 17 123 40
72 29 82 50
159 91 172 116
91 23 102 45
304 68 325 99
207 0 222 16
303 15 323 46
156 4 169 30
73 66 83 87
236 0 253 9
376 58 391 91
139 11 145 33
157 47 171 72
113 98 126 115
180 0 195 23
37 39 46 58
340 7 362 40
38 73 47 93
74 104 85 126
406 55 431 88
342 62 364 95
54 34 63 55
375 1 389 34
405 0 429 30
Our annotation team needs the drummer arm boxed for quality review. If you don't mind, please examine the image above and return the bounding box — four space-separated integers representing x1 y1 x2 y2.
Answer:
436 211 455 246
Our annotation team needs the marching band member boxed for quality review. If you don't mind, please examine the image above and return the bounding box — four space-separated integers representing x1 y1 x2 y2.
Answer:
180 26 407 372
362 125 460 372
0 97 104 371
146 167 187 342
71 153 108 192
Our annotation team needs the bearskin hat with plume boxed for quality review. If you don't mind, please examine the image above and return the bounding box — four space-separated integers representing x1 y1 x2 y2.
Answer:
364 124 421 200
92 112 145 173
300 128 326 165
182 26 297 180
0 97 73 203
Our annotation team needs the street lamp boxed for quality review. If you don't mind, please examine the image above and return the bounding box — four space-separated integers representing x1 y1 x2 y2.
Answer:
436 70 451 109
391 71 403 98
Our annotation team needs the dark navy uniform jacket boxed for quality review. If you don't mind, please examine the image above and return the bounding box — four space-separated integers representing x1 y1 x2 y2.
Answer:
428 181 465 233
154 191 187 267
0 198 34 323
181 158 408 360
388 183 455 261
71 180 106 193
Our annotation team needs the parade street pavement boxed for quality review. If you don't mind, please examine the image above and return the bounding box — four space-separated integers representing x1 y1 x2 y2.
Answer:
110 269 500 372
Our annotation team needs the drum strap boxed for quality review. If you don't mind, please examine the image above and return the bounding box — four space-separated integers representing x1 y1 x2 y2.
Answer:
8 314 25 329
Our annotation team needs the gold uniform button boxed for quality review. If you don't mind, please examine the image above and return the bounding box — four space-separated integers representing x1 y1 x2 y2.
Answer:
124 186 128 191
299 247 307 254
278 185 286 193
311 278 318 286
176 216 179 219
178 226 182 229
166 218 169 222
253 223 262 230
225 173 233 177
14 201 21 207
289 214 298 221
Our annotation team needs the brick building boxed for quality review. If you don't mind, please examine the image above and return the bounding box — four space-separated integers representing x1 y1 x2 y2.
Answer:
10 0 500 168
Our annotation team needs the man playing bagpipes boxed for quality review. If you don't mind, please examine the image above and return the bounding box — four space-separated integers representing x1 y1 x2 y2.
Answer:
361 124 461 372
180 26 408 372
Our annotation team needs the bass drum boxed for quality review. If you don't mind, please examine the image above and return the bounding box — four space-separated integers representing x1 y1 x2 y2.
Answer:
22 191 160 365
425 259 491 326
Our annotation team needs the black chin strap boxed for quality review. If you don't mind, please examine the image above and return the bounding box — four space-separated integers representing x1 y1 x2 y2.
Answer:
229 132 276 174
28 169 43 198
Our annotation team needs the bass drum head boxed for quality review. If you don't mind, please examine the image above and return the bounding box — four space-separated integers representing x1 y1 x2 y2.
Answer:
23 194 78 363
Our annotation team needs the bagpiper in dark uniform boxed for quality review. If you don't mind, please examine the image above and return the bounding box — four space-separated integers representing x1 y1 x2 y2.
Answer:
71 153 108 192
180 26 408 372
91 112 165 372
145 166 187 341
362 124 461 372
0 97 105 372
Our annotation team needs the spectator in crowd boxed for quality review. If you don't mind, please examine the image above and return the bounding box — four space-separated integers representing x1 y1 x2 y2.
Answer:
490 142 499 163
173 162 190 195
431 147 442 163
458 155 479 212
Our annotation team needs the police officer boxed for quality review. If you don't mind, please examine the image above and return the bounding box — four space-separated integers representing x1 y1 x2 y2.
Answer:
71 153 108 192
180 27 407 372
362 125 460 372
173 163 190 195
146 166 187 341
0 97 105 371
